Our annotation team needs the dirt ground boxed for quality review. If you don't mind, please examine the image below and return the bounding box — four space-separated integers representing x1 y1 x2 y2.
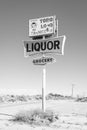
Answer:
0 100 87 130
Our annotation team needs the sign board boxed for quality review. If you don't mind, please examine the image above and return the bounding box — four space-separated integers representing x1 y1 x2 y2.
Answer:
33 56 56 65
29 16 56 37
23 35 66 57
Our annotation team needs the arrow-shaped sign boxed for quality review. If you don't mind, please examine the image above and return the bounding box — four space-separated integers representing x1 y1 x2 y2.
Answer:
33 56 56 65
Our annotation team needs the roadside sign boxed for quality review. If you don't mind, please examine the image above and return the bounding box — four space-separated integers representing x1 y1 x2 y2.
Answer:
33 56 56 65
23 15 66 113
29 16 56 37
23 35 66 57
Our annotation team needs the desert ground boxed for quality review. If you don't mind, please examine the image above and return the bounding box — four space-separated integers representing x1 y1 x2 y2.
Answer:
0 99 87 130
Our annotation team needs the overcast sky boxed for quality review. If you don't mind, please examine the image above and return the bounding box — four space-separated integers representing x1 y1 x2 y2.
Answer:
0 0 87 96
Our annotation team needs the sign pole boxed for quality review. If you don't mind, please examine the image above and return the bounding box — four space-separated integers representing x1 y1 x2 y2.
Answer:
42 64 46 112
42 35 46 112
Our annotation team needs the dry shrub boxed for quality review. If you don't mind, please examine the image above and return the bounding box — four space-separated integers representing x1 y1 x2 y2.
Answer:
11 109 59 126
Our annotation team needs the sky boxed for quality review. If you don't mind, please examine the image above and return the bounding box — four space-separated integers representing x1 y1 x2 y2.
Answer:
0 0 87 96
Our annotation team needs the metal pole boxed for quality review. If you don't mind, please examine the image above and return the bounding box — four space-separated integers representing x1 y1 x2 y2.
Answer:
42 35 46 112
42 64 46 112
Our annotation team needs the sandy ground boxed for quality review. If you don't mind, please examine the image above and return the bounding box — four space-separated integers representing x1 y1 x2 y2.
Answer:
0 100 87 130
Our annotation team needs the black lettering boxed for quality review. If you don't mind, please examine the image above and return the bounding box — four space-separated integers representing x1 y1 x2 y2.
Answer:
50 58 53 62
50 17 53 22
43 18 46 23
54 40 60 49
42 59 45 63
47 41 53 50
48 23 53 27
40 19 43 23
31 43 34 52
49 58 52 63
26 43 31 52
46 58 50 62
39 59 42 63
41 24 43 28
36 60 39 63
41 24 47 28
45 58 47 63
34 42 40 51
33 60 35 64
41 42 46 51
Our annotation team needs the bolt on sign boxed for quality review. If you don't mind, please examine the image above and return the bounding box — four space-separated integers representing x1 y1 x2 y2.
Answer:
29 16 56 37
33 56 56 65
23 35 66 57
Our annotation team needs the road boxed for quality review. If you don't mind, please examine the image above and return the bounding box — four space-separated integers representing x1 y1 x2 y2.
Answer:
0 100 87 130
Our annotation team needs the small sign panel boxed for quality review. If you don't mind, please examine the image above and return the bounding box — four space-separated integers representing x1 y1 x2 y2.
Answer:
29 16 56 37
33 56 56 65
23 35 66 57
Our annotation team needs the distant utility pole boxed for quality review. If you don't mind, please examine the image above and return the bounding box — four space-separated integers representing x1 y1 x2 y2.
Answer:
71 84 75 97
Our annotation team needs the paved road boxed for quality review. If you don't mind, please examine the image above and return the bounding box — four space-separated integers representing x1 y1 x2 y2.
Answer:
0 100 87 116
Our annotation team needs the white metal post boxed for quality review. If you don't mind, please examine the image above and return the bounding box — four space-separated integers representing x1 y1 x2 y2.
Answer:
42 65 46 112
42 35 46 112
